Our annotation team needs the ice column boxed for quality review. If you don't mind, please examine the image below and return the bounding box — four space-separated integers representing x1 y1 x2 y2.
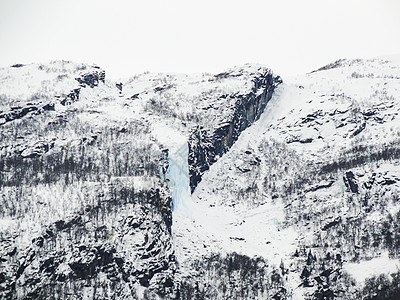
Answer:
152 123 192 214
166 142 191 212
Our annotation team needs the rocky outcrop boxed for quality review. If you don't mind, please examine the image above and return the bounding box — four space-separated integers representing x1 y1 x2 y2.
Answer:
343 171 359 193
60 88 80 106
188 71 281 192
60 67 105 105
0 103 55 125
20 139 56 158
1 57 400 299
116 82 123 93
75 68 105 88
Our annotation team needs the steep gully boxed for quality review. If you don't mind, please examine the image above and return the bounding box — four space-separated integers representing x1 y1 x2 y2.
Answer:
188 71 281 193
165 71 281 212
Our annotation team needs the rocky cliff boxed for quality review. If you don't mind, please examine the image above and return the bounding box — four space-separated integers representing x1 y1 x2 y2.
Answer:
188 70 281 191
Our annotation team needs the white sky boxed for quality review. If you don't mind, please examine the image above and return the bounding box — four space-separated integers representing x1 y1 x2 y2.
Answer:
0 0 399 79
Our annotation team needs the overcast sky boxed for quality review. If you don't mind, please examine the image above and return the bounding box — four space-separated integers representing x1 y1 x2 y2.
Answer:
0 0 399 79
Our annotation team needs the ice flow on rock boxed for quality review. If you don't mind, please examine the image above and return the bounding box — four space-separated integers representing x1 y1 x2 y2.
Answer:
153 124 192 213
166 142 191 212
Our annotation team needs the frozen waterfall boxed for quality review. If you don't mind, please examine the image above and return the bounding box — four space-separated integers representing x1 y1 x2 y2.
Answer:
152 124 192 214
166 142 191 212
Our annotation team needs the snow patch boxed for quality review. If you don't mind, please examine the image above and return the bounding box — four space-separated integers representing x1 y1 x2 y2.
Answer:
344 251 400 284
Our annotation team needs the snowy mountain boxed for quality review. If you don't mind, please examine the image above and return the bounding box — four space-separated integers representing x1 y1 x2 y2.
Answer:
0 57 400 299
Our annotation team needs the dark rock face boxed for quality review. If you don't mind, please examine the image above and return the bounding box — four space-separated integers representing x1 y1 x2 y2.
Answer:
60 88 80 106
352 121 366 137
61 67 106 105
75 69 106 88
20 139 55 158
188 72 281 192
10 64 25 68
322 217 342 231
344 171 359 193
0 103 55 125
116 82 123 93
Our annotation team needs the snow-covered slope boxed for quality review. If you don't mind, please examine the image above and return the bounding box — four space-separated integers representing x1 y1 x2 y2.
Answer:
172 57 400 299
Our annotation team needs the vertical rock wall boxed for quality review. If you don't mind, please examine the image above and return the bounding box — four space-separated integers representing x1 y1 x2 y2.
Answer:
188 72 281 192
